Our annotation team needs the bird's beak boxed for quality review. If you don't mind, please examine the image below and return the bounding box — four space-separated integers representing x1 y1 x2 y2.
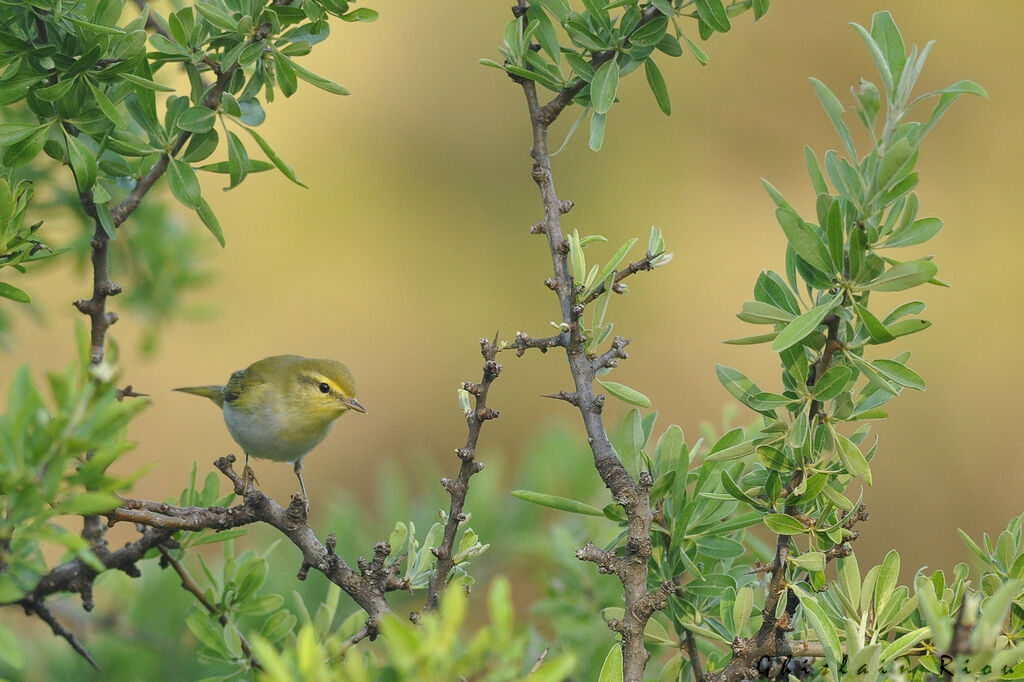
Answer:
344 397 367 414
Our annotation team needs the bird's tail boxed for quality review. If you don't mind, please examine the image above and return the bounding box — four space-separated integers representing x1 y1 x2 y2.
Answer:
173 385 226 408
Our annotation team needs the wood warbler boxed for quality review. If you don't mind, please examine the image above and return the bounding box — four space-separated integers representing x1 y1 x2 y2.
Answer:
174 355 366 501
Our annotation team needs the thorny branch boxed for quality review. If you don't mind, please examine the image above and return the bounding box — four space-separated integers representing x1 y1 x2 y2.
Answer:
111 456 409 638
508 4 672 679
424 336 501 612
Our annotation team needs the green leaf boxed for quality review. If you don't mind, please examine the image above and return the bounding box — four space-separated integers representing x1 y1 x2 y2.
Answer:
0 178 12 227
0 281 30 303
177 106 216 133
870 11 906 93
0 622 23 669
510 490 603 516
0 123 50 147
341 7 379 22
86 81 126 128
754 270 800 316
59 493 121 515
95 201 115 239
167 159 202 209
196 197 226 247
694 0 730 33
703 439 755 463
863 261 937 292
598 643 623 682
64 133 97 191
527 6 560 63
790 551 826 573
738 301 795 325
720 469 761 508
644 59 671 115
597 380 651 408
846 352 898 396
286 56 349 95
587 237 636 297
723 332 778 345
882 217 943 248
763 513 807 535
792 584 842 673
834 431 872 484
855 303 895 343
589 111 607 152
748 392 797 411
813 365 851 401
120 72 176 92
715 364 760 407
787 401 810 448
771 294 839 352
226 130 249 189
875 138 917 192
591 60 619 115
629 16 669 47
533 0 570 23
199 159 275 174
195 1 239 32
882 627 930 665
809 77 856 159
872 359 925 390
774 208 833 275
243 127 308 187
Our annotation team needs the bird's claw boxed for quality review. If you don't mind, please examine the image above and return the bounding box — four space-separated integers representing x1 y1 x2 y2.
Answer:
242 465 259 495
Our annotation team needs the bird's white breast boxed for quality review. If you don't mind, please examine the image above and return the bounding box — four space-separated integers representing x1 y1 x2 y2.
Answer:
223 401 331 462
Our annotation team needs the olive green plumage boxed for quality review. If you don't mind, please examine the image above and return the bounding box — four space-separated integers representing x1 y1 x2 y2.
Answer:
175 355 366 500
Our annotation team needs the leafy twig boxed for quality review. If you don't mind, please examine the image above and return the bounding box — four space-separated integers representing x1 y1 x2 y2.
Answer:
512 13 671 678
157 546 261 671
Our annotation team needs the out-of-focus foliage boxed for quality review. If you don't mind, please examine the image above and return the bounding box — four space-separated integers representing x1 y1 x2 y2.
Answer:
0 327 144 611
483 0 770 151
0 0 376 346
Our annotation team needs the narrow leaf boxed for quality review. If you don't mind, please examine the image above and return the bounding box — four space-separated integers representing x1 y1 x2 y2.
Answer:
771 295 839 352
510 490 604 516
591 60 620 115
597 379 652 408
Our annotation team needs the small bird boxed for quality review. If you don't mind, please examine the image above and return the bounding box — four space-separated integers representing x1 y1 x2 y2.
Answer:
174 355 366 502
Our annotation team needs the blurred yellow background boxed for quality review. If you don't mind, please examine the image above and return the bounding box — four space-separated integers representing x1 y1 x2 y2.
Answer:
2 1 1022 581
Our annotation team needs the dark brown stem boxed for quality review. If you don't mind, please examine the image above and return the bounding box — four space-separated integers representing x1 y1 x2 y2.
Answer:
158 546 261 671
705 535 796 682
808 313 842 420
515 16 669 676
685 630 703 682
579 251 665 306
424 337 501 611
72 193 120 365
17 598 99 670
109 456 405 636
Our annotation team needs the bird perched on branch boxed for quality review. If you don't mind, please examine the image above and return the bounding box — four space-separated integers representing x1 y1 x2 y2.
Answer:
175 355 366 503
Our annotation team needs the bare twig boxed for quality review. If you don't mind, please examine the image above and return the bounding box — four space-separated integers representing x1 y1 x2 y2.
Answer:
18 598 99 670
684 630 703 682
424 336 501 611
157 546 261 671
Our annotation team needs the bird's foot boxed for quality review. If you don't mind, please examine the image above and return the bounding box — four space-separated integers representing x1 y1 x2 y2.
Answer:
242 465 259 494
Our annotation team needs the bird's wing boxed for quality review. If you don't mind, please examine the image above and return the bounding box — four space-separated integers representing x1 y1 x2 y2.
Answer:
223 365 270 404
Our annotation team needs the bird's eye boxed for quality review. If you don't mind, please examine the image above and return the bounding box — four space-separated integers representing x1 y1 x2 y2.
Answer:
318 382 330 394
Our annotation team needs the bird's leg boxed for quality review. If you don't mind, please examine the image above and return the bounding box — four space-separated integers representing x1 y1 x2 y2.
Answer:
242 452 259 494
294 458 309 511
